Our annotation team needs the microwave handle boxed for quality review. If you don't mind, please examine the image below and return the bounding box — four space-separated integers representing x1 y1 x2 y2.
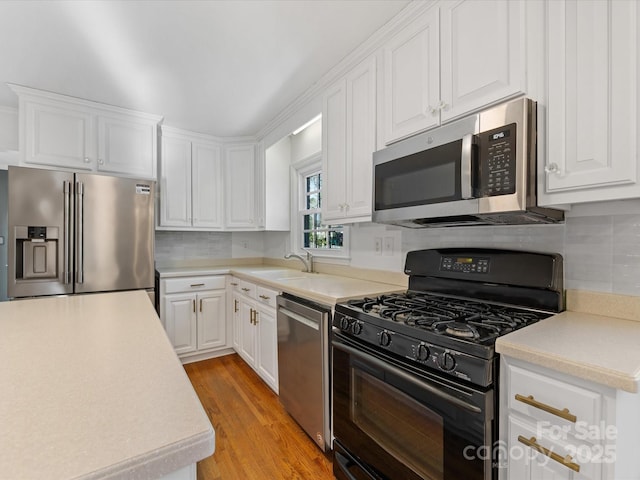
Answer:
461 134 474 199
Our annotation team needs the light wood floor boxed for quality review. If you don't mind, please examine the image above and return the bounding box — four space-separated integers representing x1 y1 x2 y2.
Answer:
184 354 334 480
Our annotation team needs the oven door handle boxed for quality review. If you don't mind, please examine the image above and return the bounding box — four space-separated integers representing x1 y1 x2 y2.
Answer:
333 341 482 414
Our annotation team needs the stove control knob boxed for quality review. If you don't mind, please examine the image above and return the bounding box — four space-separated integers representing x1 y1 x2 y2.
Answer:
339 316 352 331
379 331 392 347
351 321 363 335
416 344 430 361
438 352 456 371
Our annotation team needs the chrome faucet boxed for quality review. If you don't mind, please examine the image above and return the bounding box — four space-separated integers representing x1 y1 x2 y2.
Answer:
284 251 314 273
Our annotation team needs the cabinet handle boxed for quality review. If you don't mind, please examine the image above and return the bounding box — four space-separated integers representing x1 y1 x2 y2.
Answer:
259 294 270 300
515 394 577 423
98 158 104 165
230 282 239 286
438 100 449 112
544 163 561 175
254 310 259 324
241 287 251 292
234 299 238 313
250 308 256 325
190 283 205 287
192 299 196 313
517 436 580 473
83 157 91 163
428 105 438 116
199 299 203 312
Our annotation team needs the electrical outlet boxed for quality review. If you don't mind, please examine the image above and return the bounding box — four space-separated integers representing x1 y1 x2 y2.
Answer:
374 237 382 255
383 236 394 256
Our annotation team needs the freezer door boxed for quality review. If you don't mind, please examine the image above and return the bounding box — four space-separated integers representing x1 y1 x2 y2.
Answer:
8 166 74 297
75 173 154 294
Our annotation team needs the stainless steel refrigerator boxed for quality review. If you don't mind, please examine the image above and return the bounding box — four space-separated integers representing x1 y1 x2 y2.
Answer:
8 166 154 299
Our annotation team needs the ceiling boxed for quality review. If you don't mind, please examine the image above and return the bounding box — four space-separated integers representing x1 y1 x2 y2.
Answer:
0 0 409 138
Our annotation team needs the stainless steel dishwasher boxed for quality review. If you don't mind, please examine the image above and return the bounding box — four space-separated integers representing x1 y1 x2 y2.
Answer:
277 293 331 452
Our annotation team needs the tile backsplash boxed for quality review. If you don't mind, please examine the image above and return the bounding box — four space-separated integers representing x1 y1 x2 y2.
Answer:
155 213 640 297
155 231 232 264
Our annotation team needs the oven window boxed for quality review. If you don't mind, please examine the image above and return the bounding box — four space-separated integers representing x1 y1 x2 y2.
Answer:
374 139 462 210
352 370 444 480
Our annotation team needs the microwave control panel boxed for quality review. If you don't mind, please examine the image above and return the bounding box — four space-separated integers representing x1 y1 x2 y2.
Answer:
477 123 517 197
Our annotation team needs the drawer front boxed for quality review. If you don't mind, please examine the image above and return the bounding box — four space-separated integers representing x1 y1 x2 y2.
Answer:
238 279 256 299
507 415 601 480
256 285 278 309
163 276 226 294
227 277 242 292
508 364 602 429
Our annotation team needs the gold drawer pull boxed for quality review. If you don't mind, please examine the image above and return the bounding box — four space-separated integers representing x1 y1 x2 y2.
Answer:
190 283 205 287
234 299 239 313
517 436 580 472
259 294 270 300
515 394 577 423
230 282 239 286
241 287 251 292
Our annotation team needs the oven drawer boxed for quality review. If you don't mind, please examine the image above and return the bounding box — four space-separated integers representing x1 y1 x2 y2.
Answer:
507 364 602 430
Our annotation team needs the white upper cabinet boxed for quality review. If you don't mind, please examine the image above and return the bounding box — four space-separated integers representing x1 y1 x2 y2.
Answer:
11 85 161 179
382 7 440 144
159 127 223 230
541 0 640 205
381 0 526 145
192 141 223 229
440 0 525 122
224 143 261 229
322 56 376 223
96 114 157 178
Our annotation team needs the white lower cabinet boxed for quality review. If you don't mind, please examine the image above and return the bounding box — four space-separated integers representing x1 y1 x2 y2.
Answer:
160 275 230 362
229 277 279 393
500 356 639 480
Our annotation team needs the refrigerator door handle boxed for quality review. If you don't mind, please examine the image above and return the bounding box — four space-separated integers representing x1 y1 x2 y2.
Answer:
63 181 71 284
76 181 84 284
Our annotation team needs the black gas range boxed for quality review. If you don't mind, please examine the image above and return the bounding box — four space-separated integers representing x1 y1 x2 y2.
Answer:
332 248 563 480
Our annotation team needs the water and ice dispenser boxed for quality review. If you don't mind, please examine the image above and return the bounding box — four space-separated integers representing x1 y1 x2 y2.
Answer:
14 226 59 280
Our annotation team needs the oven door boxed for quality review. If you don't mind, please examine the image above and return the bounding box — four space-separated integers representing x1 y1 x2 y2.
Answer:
332 333 494 480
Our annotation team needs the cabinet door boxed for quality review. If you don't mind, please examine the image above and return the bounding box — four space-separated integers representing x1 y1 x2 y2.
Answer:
383 7 440 144
192 140 223 229
544 0 639 202
231 292 242 351
322 79 348 221
197 291 226 351
345 56 376 220
224 144 258 228
163 293 197 355
160 133 192 227
440 0 524 122
96 114 157 178
23 100 94 170
238 301 257 366
255 306 278 393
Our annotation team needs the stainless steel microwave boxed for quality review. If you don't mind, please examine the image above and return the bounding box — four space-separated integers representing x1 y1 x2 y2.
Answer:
372 98 563 227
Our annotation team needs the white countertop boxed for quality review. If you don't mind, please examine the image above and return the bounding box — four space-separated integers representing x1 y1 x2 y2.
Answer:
156 264 403 305
496 310 640 393
0 290 214 479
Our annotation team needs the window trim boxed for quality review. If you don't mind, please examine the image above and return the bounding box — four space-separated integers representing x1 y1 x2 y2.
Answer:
291 153 349 259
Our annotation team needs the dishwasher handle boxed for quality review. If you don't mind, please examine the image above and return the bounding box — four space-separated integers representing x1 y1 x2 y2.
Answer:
278 306 320 331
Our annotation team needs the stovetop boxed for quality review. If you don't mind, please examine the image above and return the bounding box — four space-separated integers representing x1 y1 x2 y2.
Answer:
332 248 564 387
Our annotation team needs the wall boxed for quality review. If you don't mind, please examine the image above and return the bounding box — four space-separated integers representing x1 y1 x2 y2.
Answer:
155 231 232 266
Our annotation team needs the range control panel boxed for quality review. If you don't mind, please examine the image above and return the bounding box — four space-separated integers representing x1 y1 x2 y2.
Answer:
440 256 490 274
478 122 517 197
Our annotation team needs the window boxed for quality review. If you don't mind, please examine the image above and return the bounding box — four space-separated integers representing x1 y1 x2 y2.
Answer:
301 170 344 250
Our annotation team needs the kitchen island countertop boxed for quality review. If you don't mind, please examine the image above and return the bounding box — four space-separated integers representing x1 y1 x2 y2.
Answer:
0 290 214 479
496 310 640 393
